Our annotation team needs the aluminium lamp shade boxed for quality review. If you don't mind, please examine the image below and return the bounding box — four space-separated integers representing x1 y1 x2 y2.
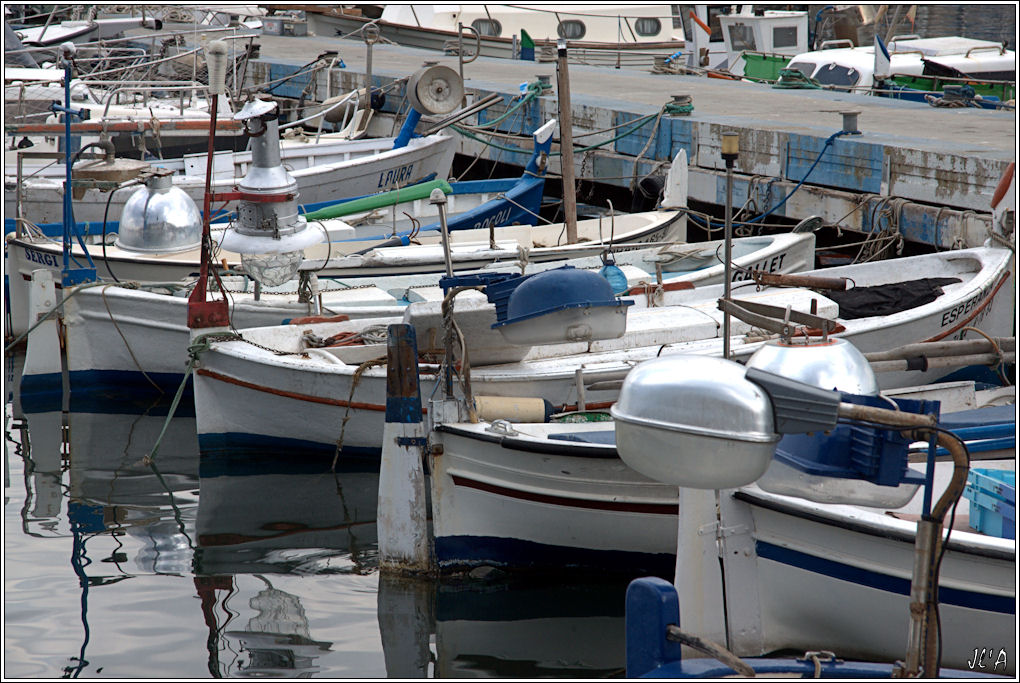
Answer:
612 355 780 489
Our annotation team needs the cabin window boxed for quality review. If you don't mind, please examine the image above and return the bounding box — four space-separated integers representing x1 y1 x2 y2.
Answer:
786 61 816 78
727 24 756 52
557 20 586 40
772 26 799 49
813 64 861 87
634 17 661 37
470 19 502 37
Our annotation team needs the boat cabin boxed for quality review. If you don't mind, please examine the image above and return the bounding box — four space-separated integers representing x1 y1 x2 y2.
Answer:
785 36 1016 90
716 9 808 75
379 4 684 45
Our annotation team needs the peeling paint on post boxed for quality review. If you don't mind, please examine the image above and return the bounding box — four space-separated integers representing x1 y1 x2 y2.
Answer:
378 323 434 575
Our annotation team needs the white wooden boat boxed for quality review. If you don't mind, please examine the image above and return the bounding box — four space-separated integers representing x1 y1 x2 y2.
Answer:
7 124 457 225
422 383 1014 584
11 16 161 47
375 306 1014 590
17 231 811 401
783 35 1015 91
189 245 1012 458
614 339 1016 675
7 206 687 340
304 4 685 63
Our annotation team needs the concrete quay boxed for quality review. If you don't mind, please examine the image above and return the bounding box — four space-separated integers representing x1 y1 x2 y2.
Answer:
236 29 1015 250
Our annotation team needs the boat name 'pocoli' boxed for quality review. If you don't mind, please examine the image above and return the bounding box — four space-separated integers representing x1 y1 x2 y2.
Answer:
472 207 514 231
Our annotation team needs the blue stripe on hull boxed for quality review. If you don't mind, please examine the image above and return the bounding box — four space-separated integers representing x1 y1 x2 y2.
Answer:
435 535 676 579
20 370 191 413
756 540 1015 614
199 447 380 477
198 432 381 464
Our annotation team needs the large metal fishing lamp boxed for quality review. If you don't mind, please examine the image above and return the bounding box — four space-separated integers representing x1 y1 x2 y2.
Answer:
612 339 968 677
218 97 322 287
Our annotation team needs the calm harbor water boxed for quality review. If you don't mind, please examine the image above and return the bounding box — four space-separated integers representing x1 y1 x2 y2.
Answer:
4 350 632 679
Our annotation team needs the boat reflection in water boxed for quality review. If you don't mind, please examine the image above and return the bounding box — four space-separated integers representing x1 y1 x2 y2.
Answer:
11 388 201 675
195 450 379 676
378 574 628 678
17 391 199 566
7 360 635 677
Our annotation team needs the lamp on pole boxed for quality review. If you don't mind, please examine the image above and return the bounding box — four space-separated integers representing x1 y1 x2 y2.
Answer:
721 130 740 359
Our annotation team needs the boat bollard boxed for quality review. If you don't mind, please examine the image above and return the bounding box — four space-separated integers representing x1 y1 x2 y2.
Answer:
378 323 434 575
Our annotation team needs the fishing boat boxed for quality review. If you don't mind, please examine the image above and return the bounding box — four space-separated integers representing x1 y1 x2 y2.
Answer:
615 336 1015 676
373 276 1013 582
190 239 1011 461
5 100 553 339
6 109 457 225
776 35 1016 104
9 14 162 47
20 227 810 399
5 130 684 340
659 5 808 77
300 4 684 64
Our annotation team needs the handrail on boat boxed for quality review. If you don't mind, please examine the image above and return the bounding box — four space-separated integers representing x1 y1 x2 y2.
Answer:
965 44 1007 57
100 83 212 118
819 39 853 50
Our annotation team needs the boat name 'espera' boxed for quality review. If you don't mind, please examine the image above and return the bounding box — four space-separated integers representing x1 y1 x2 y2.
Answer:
377 163 414 188
22 247 60 268
941 276 999 327
732 252 787 281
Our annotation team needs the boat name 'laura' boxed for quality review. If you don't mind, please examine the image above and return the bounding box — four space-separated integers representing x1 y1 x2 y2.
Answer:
377 163 414 189
732 252 787 281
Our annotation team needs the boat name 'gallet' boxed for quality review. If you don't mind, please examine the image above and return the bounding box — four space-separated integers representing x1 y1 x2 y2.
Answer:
731 253 787 281
378 163 415 188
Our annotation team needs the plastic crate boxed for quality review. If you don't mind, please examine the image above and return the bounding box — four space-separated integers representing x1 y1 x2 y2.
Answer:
963 469 1015 540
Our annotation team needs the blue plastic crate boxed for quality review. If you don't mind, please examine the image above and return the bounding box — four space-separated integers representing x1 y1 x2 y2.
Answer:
963 469 1015 540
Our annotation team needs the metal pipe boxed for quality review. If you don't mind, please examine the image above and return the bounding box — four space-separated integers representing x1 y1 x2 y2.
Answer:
723 164 733 358
900 431 970 677
720 131 739 359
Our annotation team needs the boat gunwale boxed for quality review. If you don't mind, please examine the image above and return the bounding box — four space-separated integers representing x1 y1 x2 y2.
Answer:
733 487 1015 561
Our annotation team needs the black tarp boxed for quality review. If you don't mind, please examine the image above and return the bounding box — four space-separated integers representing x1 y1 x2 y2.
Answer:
827 277 962 320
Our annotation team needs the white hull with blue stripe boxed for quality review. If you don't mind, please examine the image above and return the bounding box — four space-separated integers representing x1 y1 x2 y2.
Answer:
700 471 1014 674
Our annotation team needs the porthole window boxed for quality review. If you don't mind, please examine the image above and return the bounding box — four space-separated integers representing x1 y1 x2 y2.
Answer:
471 19 502 37
634 17 661 37
557 20 586 40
